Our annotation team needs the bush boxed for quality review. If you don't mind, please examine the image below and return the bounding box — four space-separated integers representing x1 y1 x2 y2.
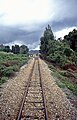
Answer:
63 47 73 56
2 67 15 76
59 71 71 77
0 77 8 84
0 52 29 85
0 65 5 70
12 65 19 72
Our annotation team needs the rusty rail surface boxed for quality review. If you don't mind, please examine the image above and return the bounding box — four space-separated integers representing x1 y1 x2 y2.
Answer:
16 57 48 120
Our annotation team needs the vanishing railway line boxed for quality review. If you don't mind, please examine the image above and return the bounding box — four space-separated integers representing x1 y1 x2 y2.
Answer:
17 57 48 120
1 57 77 120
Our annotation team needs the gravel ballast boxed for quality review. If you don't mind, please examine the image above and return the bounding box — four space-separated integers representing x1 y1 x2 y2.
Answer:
0 58 34 120
0 57 77 120
39 58 77 120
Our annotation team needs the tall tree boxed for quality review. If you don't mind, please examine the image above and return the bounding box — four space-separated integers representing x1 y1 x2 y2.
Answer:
40 25 54 58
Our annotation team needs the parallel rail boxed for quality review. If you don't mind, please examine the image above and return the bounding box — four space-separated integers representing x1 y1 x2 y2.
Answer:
17 57 48 120
38 59 48 120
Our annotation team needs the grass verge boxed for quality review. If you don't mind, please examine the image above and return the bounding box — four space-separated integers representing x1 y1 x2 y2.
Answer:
49 64 77 96
0 52 29 85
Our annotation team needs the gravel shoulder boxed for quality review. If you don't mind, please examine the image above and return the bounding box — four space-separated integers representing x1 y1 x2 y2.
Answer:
39 58 77 120
0 58 34 120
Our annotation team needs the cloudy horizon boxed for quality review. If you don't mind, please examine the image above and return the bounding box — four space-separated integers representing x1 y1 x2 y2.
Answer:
0 0 77 50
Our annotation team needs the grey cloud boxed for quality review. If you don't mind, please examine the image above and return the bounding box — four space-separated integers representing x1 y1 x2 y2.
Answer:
51 18 77 32
0 25 42 49
0 0 77 49
51 0 77 22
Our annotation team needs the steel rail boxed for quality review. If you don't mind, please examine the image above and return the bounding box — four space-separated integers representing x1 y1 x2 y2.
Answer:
16 59 35 120
38 58 48 120
16 57 48 120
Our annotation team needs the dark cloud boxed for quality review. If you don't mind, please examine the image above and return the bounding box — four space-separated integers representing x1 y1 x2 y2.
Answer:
0 25 42 49
51 18 77 32
0 0 77 49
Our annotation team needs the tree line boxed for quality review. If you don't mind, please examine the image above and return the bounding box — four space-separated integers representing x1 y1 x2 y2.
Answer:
0 44 29 54
40 25 77 67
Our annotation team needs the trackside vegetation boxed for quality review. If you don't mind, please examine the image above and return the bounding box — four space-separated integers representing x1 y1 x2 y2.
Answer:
0 52 29 85
40 25 77 67
40 25 77 96
49 64 77 96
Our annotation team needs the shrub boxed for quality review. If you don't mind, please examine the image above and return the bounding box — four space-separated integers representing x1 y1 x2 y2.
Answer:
63 47 73 57
0 52 29 85
12 65 19 72
2 67 15 76
0 77 8 84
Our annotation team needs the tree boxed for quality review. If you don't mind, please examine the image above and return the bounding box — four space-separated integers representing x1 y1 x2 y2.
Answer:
20 45 29 54
12 46 15 53
44 24 54 40
12 45 20 54
64 29 77 52
4 46 10 52
40 25 54 58
40 25 77 66
15 45 20 54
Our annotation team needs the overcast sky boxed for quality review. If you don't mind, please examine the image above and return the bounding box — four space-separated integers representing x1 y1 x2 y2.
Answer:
0 0 77 50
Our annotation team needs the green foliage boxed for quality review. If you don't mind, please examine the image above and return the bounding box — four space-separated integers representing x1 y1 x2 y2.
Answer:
0 52 29 85
11 44 29 54
49 65 77 95
44 25 54 40
40 25 77 96
20 45 29 54
0 44 29 54
40 25 54 57
62 79 77 95
59 71 69 77
63 47 73 56
12 45 20 54
0 45 11 52
4 46 10 52
0 77 8 85
12 65 19 72
2 67 14 76
64 29 77 52
40 25 77 67
47 41 76 66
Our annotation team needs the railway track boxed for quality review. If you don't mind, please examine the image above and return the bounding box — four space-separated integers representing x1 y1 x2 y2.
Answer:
17 57 48 120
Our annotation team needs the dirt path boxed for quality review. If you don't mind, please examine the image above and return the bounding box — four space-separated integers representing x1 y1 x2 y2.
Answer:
0 57 77 120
